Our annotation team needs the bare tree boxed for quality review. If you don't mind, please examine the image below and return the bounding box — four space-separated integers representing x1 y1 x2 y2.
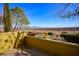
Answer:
57 3 79 19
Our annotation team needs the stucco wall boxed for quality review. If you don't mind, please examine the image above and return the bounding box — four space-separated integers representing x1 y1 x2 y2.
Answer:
0 31 27 53
25 36 79 56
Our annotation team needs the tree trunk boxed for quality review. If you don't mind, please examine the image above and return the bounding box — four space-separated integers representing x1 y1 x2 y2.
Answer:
3 3 12 32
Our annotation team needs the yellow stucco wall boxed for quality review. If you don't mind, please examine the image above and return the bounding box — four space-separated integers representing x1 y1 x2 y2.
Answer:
0 31 27 53
25 36 79 56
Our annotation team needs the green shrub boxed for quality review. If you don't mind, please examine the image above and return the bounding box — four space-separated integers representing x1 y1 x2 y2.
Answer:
61 32 67 34
75 33 79 36
48 32 53 35
28 32 32 33
27 32 36 36
56 35 59 37
60 34 79 44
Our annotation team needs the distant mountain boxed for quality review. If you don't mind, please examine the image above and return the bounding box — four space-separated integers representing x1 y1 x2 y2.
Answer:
0 27 79 31
24 27 79 31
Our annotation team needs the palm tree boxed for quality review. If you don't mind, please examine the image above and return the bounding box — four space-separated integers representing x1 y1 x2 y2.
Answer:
3 3 12 32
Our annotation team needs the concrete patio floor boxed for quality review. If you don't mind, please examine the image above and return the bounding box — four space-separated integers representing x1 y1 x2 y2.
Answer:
0 47 51 56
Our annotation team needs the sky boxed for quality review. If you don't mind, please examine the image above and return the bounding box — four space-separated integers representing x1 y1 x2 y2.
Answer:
0 3 79 28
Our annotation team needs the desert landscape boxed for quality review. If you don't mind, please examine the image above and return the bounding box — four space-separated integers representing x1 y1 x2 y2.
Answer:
0 3 79 56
